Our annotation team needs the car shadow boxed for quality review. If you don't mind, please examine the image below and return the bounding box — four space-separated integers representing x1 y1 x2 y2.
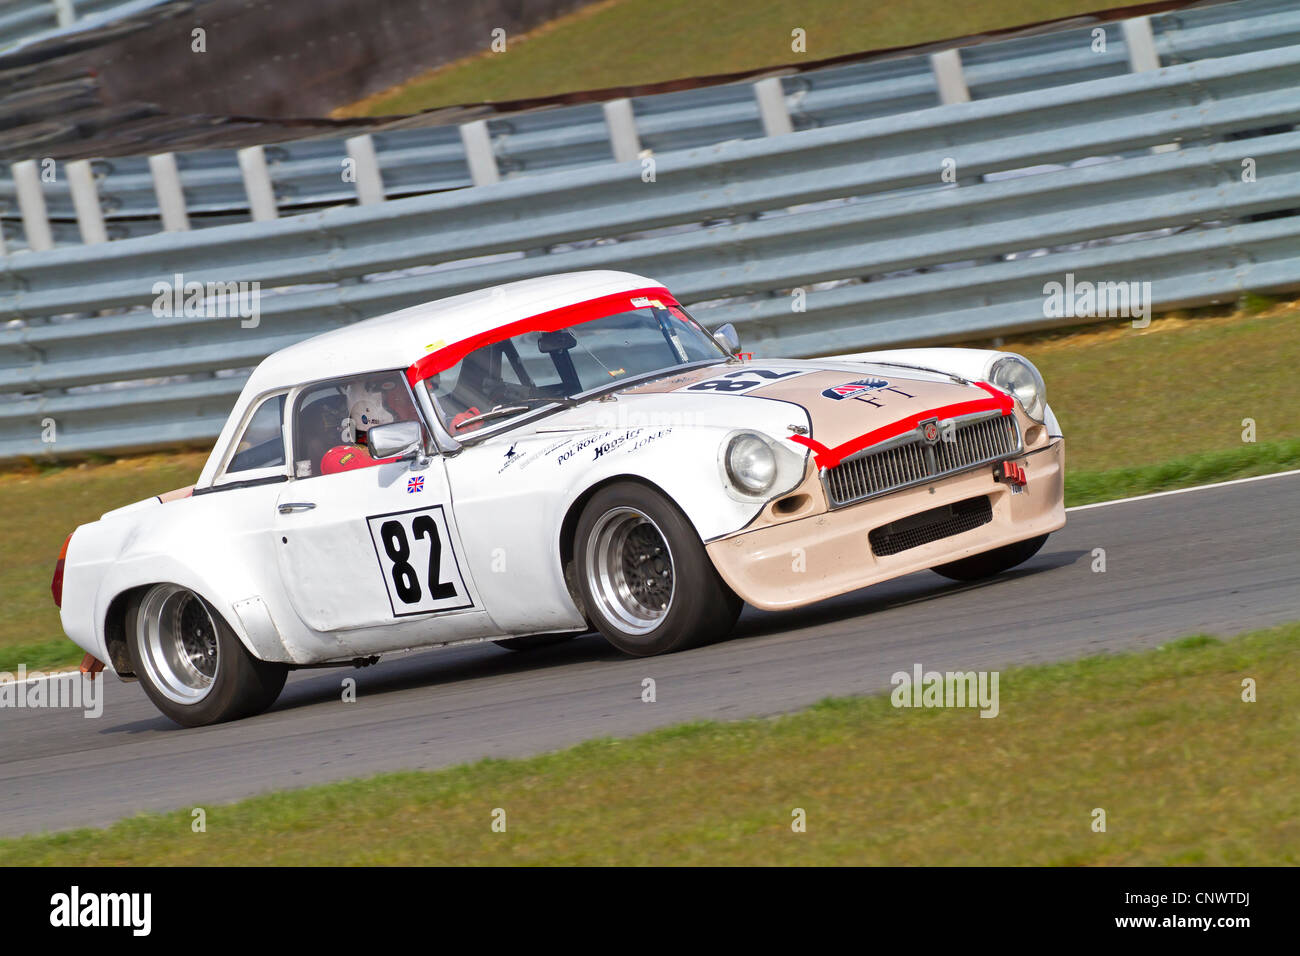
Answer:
269 632 623 714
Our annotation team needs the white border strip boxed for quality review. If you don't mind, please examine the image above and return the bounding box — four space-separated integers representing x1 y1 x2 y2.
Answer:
1067 468 1300 513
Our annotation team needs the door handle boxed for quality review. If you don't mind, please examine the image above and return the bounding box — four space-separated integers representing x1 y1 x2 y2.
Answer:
278 502 316 514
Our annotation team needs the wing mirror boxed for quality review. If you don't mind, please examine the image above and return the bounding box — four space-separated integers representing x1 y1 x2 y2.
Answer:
368 421 424 461
712 323 741 355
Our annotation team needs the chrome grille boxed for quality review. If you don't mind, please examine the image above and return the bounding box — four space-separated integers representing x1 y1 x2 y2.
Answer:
824 414 1021 507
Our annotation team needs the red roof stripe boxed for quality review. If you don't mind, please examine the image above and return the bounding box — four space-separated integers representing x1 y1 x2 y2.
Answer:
406 286 679 386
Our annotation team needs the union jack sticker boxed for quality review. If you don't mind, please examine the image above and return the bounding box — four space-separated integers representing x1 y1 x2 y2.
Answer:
407 476 425 494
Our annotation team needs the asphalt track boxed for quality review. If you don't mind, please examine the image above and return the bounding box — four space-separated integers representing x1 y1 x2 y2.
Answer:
1 472 1296 838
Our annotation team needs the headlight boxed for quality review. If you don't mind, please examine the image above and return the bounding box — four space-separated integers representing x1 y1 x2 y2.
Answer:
988 355 1046 423
725 432 778 495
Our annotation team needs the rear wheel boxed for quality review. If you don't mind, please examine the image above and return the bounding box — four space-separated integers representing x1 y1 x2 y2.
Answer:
126 584 287 727
931 534 1049 582
575 483 742 657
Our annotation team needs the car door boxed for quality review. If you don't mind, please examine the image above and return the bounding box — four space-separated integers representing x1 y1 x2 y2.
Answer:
272 456 490 642
272 371 491 649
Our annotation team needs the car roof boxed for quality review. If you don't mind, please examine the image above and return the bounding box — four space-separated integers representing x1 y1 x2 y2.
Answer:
196 270 665 488
242 270 664 394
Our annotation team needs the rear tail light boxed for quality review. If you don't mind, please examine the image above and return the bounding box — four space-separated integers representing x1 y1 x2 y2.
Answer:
51 533 72 608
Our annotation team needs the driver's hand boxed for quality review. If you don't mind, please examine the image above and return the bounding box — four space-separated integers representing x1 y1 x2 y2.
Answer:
450 406 483 433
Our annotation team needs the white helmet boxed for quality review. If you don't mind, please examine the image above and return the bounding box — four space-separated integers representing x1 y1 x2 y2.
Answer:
344 381 396 434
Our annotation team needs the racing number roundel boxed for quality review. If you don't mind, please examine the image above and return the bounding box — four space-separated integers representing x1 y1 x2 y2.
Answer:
366 505 472 617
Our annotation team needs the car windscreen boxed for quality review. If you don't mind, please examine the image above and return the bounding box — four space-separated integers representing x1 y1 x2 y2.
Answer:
423 303 727 434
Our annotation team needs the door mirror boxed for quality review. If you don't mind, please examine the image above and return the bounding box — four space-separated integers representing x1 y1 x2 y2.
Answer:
368 421 424 461
712 323 741 355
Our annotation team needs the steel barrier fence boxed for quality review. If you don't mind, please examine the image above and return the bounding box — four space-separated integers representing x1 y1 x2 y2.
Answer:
0 0 1296 250
1 41 1298 459
0 0 172 52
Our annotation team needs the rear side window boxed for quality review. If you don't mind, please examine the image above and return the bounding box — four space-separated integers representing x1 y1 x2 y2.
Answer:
227 394 286 473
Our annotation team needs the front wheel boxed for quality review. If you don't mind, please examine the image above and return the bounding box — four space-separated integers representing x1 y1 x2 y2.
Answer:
126 584 287 727
931 534 1049 582
575 483 742 657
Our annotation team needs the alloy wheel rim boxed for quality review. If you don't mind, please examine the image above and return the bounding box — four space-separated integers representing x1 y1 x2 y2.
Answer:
585 507 675 635
137 584 219 705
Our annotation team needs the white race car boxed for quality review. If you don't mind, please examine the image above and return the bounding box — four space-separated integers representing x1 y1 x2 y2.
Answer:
53 271 1064 726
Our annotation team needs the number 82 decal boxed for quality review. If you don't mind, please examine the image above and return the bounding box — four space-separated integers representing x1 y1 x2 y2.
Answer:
366 505 473 617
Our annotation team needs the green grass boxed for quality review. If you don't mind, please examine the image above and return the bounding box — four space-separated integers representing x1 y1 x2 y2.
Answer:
3 621 1296 865
2 308 1296 672
0 453 208 671
1065 439 1300 507
343 0 1141 116
1015 309 1300 474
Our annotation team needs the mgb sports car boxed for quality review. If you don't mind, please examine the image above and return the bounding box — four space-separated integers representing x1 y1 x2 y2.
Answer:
53 271 1064 726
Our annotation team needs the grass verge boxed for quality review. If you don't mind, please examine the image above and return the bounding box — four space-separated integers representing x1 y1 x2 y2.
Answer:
3 621 1296 864
996 305 1300 475
1064 439 1299 508
339 0 1141 116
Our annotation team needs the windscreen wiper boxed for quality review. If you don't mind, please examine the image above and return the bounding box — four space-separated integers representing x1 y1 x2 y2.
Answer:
450 397 576 431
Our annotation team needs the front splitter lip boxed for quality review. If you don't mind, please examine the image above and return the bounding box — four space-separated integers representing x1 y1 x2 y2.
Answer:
705 438 1065 612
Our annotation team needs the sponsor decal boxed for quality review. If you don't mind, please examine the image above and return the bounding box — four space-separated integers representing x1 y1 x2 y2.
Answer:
497 441 534 475
626 427 672 453
822 377 888 400
557 431 610 466
821 378 916 407
592 432 635 460
407 476 425 494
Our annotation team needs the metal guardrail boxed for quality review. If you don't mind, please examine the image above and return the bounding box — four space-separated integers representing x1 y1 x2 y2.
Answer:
0 0 172 52
2 41 1298 459
1 0 1296 250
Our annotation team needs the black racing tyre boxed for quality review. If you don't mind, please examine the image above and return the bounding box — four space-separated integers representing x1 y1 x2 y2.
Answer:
931 533 1050 582
125 584 288 727
493 633 581 651
574 483 742 657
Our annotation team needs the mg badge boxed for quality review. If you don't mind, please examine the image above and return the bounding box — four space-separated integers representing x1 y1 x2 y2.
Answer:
921 419 940 444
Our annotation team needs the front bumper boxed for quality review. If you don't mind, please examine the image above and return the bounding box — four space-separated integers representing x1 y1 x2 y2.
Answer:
706 438 1065 611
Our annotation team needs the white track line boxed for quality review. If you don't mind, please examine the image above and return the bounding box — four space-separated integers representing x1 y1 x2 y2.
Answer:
1067 468 1300 513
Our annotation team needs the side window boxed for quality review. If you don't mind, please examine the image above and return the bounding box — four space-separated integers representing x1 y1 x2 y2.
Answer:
293 372 424 478
226 395 286 474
